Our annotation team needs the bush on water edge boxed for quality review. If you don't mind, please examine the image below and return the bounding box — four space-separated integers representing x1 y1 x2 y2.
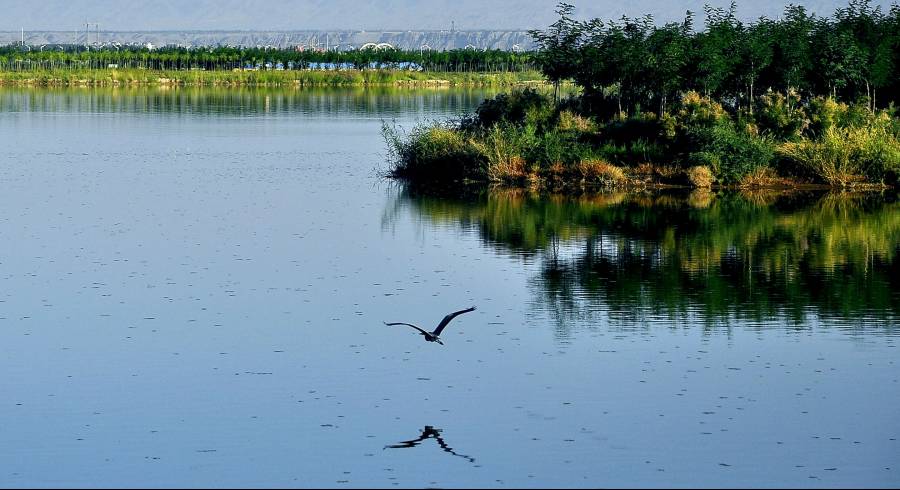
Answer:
385 89 900 190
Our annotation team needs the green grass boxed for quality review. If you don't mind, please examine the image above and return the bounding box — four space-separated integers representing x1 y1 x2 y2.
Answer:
778 121 900 187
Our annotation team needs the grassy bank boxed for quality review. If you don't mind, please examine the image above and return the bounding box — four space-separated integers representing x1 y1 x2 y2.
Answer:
0 68 547 87
385 89 900 190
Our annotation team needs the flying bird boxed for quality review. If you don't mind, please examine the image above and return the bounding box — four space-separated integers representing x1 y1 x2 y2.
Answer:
384 306 476 345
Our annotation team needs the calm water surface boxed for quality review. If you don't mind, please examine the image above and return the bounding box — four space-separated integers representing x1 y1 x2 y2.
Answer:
1 88 898 488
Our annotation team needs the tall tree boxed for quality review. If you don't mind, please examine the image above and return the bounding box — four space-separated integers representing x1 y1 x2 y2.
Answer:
529 3 582 100
770 5 815 96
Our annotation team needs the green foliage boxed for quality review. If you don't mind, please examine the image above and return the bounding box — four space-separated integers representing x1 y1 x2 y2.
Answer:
389 83 898 188
778 118 900 185
528 3 582 98
684 151 721 170
601 116 669 145
529 0 900 115
806 96 873 136
384 121 487 182
478 124 534 182
522 129 582 167
683 123 776 184
753 90 808 139
0 45 537 74
469 88 554 129
384 0 900 190
673 91 730 128
557 110 598 133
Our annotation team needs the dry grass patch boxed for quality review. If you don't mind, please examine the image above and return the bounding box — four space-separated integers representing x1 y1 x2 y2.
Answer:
739 166 783 187
686 165 714 188
578 160 628 186
558 110 597 133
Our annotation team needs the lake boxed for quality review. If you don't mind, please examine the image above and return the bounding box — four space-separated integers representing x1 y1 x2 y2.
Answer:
1 87 897 488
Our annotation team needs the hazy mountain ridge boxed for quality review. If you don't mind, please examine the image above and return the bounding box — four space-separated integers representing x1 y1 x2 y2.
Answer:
0 30 537 50
3 0 890 31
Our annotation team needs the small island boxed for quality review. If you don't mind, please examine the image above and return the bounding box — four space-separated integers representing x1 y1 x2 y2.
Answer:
385 1 900 190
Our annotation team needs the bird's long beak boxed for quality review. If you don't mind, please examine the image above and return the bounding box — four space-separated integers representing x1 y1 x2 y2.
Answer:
436 339 444 345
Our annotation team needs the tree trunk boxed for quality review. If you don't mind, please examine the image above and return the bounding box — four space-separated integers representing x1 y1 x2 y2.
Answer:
865 79 871 112
749 81 754 115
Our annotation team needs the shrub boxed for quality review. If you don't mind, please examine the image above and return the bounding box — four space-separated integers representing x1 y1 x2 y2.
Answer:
384 121 487 181
806 97 847 137
488 155 527 182
739 166 782 188
675 92 730 128
523 129 580 168
858 116 900 183
685 151 720 170
578 159 628 186
778 129 864 186
471 88 552 129
590 136 669 166
779 122 900 186
683 124 776 184
754 90 808 140
601 117 668 145
557 110 597 133
629 138 667 163
479 124 531 182
686 165 714 188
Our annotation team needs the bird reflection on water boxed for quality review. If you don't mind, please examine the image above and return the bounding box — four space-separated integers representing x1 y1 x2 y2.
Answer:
384 426 476 464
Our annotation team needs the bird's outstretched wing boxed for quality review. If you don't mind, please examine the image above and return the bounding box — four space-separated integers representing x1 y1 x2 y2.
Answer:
384 321 430 336
433 306 476 336
384 428 433 449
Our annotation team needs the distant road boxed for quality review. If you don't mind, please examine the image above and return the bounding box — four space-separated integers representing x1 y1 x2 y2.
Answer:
0 30 536 51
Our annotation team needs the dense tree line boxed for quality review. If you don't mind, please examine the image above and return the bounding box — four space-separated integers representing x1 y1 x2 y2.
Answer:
0 45 536 73
530 0 899 113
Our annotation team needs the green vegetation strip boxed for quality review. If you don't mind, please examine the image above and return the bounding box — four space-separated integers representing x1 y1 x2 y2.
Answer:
0 68 548 87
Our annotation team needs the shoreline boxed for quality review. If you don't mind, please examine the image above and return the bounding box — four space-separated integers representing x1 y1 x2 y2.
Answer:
390 175 895 194
0 68 548 87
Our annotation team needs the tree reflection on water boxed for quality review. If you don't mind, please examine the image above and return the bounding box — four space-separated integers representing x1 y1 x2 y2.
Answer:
388 185 899 332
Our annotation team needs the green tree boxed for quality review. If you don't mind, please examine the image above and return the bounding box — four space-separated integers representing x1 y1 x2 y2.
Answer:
529 2 582 100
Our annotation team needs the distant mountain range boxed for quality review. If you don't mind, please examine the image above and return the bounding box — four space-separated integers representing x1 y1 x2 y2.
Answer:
0 30 537 51
3 0 893 31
